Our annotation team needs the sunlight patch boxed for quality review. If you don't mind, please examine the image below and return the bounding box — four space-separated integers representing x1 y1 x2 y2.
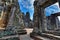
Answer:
58 16 60 21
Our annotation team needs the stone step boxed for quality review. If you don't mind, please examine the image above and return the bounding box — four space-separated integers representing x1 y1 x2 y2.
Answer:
15 29 27 35
33 36 51 40
42 33 60 40
30 33 51 40
0 29 27 40
45 31 60 36
0 35 20 40
20 35 34 40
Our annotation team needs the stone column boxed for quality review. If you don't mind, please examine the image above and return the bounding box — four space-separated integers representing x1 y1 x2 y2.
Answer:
32 1 47 33
38 6 42 33
7 7 16 26
40 7 47 32
56 17 59 29
50 14 57 30
32 1 39 33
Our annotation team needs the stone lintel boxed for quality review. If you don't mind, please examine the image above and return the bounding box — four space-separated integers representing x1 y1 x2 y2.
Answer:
58 0 60 7
40 0 57 8
59 1 60 7
52 12 60 16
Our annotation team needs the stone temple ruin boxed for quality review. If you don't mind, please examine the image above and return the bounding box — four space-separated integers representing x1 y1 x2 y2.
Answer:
0 0 60 40
30 0 60 40
47 12 60 30
0 0 24 28
31 0 58 33
0 0 26 40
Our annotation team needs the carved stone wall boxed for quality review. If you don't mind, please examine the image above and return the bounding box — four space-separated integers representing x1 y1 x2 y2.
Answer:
32 0 57 34
0 0 21 28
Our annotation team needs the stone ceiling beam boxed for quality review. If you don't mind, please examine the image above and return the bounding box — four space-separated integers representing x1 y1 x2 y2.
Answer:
52 12 60 16
58 0 60 7
40 0 58 8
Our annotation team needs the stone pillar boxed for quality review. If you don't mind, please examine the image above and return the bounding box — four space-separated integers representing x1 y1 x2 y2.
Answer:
40 7 47 32
46 16 52 30
50 14 57 30
25 12 30 27
7 7 16 26
32 1 39 33
32 1 47 33
19 13 25 29
38 6 42 33
50 15 55 30
56 17 59 29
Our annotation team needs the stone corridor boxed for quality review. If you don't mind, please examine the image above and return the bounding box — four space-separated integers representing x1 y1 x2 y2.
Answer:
0 0 60 40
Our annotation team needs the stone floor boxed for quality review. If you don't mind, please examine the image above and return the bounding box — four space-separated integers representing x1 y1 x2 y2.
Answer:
0 28 58 40
0 28 34 40
20 28 34 40
20 34 34 40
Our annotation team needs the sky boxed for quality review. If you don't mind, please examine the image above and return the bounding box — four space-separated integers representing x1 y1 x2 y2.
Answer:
45 2 60 21
18 0 60 21
18 0 35 20
45 2 60 16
